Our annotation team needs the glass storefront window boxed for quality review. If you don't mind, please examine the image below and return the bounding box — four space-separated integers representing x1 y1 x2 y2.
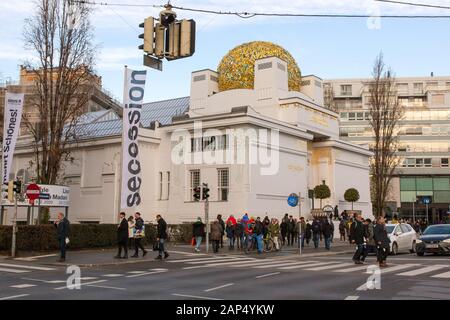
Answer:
416 177 433 190
434 191 450 203
433 177 450 190
400 191 416 202
400 177 416 190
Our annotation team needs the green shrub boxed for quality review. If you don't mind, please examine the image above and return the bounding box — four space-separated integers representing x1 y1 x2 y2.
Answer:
344 188 360 210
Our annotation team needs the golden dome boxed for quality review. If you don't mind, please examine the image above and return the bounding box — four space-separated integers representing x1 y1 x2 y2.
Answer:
217 41 301 92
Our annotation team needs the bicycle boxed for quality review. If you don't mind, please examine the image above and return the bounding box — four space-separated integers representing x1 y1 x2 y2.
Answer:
263 232 281 253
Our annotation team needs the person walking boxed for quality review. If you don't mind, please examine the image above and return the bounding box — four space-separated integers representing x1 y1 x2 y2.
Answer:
211 220 223 253
115 212 129 259
253 217 264 254
298 217 306 248
350 213 365 264
235 219 244 250
362 218 375 261
217 214 225 248
226 220 236 250
305 221 312 246
192 217 205 253
54 212 70 262
127 216 135 250
373 216 390 267
322 219 333 250
339 219 346 241
280 214 289 246
311 218 322 249
287 215 295 246
269 218 281 251
155 214 169 259
131 212 147 258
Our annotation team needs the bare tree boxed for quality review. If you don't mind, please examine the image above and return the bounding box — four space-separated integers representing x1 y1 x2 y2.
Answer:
22 0 96 186
323 83 336 112
368 53 404 218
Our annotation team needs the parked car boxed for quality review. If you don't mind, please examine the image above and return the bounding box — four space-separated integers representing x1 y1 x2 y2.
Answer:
385 223 417 255
416 224 450 256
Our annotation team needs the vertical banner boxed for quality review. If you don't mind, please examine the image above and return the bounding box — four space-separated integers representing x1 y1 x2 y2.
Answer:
120 68 147 210
2 92 24 184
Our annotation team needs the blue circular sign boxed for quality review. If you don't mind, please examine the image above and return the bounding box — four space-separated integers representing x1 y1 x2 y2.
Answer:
287 193 299 207
422 196 431 204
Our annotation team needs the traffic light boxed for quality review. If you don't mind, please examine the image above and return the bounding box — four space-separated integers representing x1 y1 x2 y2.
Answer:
193 186 201 201
7 180 22 202
138 17 155 54
159 4 177 28
202 183 210 200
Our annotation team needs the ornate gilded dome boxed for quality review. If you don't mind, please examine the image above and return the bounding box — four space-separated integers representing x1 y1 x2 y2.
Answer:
217 41 301 92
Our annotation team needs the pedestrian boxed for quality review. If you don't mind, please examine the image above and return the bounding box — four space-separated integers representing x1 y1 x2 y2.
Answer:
305 221 312 245
131 212 147 258
268 218 281 251
287 215 295 246
226 220 235 249
311 217 321 249
235 219 244 250
253 217 264 254
244 217 255 253
217 214 225 248
211 220 223 253
339 219 346 241
334 205 339 220
362 218 375 262
280 214 288 245
192 217 205 253
298 217 306 248
155 214 169 260
127 216 135 250
322 219 333 250
226 214 237 226
262 216 270 238
115 212 128 259
347 218 353 244
373 216 390 268
350 213 365 264
54 212 70 262
329 217 335 242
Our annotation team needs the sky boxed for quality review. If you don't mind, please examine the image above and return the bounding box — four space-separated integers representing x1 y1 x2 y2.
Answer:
1 0 450 103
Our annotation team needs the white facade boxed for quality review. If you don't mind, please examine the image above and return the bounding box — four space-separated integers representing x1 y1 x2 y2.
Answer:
2 56 373 225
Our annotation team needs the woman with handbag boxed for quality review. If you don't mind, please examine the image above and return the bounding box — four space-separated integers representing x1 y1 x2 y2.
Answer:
192 217 206 253
131 212 147 258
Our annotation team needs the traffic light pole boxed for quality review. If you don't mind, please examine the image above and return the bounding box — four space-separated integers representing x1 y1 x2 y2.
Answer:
11 193 18 258
205 197 209 254
298 192 302 255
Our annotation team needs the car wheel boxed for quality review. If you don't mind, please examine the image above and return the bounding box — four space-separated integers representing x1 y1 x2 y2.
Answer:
416 251 424 256
410 241 416 253
391 242 398 255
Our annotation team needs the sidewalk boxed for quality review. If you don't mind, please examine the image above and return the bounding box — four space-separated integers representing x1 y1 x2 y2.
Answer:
1 239 355 267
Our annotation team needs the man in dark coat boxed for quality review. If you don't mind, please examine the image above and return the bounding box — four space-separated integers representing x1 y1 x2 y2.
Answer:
54 212 70 262
322 220 333 250
280 214 289 245
115 212 129 259
217 214 225 248
131 212 147 258
311 218 322 248
350 213 365 264
373 216 391 267
156 214 169 259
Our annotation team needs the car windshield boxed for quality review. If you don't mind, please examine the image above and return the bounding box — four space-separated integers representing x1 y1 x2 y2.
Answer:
423 225 450 235
386 225 395 234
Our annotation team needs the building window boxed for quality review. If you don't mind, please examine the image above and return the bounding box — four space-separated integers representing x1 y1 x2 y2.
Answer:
424 158 432 167
217 168 229 201
413 83 423 94
166 171 170 200
348 112 356 121
191 135 228 152
190 170 200 201
158 172 163 200
340 85 352 96
441 158 449 168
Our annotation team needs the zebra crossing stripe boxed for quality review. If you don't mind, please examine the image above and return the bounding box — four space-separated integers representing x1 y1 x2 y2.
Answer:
367 264 420 274
167 256 240 263
252 260 318 269
334 265 372 273
279 261 339 270
431 271 450 279
200 259 273 267
0 267 29 274
0 263 56 271
187 258 252 265
303 262 354 271
397 265 448 276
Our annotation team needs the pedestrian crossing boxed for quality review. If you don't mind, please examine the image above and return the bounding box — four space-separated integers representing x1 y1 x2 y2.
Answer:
0 263 56 274
168 255 450 279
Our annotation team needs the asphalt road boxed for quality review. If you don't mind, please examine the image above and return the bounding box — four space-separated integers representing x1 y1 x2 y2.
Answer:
0 249 449 300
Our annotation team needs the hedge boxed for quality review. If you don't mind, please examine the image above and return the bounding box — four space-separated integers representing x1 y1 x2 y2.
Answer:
0 223 194 253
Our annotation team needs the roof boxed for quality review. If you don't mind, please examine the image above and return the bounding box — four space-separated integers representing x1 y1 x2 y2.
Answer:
71 96 189 140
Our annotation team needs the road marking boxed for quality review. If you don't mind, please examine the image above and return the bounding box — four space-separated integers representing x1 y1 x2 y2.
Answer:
54 280 107 290
397 265 448 276
344 295 359 300
0 294 30 300
432 271 450 279
356 283 368 291
183 265 211 270
0 263 56 271
86 284 127 291
102 274 124 278
204 283 234 292
22 278 66 284
172 293 222 300
0 267 30 274
79 277 98 280
15 254 57 261
127 271 147 274
150 268 169 271
255 272 281 279
279 261 339 270
186 258 247 265
334 265 373 273
10 284 36 289
126 270 167 278
198 259 269 267
367 264 419 274
303 262 354 271
168 250 207 256
167 256 239 263
251 260 317 269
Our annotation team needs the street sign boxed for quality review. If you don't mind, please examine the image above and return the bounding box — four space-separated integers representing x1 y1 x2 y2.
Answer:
39 193 51 200
26 183 40 202
287 193 299 207
418 196 432 204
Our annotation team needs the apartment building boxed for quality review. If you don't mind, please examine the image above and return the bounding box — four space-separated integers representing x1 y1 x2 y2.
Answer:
324 76 450 222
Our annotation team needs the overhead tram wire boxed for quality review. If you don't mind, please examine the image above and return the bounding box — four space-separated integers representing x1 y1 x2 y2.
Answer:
375 0 450 10
71 0 450 18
